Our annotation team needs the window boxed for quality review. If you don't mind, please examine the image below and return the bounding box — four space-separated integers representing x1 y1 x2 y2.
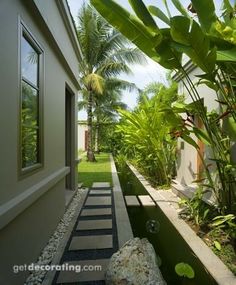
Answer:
20 24 43 173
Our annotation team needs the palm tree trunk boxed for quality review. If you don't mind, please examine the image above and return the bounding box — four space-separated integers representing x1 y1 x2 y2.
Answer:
97 123 100 153
87 91 96 162
95 124 99 153
95 115 100 154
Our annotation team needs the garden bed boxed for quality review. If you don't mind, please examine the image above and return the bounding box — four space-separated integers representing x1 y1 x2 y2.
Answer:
180 211 236 276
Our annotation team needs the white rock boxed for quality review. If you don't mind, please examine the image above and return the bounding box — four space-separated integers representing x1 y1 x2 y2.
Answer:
106 238 166 285
24 189 85 285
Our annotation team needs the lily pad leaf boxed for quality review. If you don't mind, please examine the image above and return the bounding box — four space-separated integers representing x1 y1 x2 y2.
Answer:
175 262 195 279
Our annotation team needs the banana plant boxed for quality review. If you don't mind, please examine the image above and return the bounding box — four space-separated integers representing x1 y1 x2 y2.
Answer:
116 83 179 186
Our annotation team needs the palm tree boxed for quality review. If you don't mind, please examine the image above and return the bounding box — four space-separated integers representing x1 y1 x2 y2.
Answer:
77 3 145 161
93 79 136 153
78 78 137 153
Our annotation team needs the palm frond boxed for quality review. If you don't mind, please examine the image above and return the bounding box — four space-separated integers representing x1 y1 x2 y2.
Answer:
105 78 138 92
96 61 131 77
109 47 147 65
84 73 105 94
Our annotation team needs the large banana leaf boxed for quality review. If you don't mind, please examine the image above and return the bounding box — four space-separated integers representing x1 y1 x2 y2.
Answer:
155 38 182 69
170 16 216 73
91 0 161 62
190 0 217 33
182 133 199 149
217 47 236 62
151 28 183 69
192 127 212 146
128 0 160 33
148 6 170 26
171 0 189 18
224 116 236 141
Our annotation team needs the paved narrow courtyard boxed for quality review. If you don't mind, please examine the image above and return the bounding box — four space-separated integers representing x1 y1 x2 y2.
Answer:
53 182 118 284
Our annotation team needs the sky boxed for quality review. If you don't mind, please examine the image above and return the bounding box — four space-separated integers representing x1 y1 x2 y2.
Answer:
67 0 218 119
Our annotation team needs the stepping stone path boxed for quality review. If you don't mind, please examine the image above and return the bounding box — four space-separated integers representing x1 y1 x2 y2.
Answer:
53 182 118 284
125 195 140 207
138 195 156 206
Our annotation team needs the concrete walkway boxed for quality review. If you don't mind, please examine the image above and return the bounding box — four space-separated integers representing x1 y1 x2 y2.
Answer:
42 156 132 285
52 182 119 284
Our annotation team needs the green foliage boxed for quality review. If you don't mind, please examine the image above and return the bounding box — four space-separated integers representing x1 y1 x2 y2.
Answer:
97 122 120 153
170 17 216 73
115 153 127 172
211 214 236 238
170 0 189 18
21 82 39 168
148 6 170 26
91 0 236 214
179 187 211 226
116 83 179 186
175 262 195 279
90 0 161 61
214 240 222 251
128 0 159 33
77 3 144 161
190 0 217 32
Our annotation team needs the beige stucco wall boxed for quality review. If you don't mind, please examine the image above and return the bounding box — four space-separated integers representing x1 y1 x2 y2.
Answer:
78 123 88 151
175 66 218 186
0 1 80 284
0 181 65 284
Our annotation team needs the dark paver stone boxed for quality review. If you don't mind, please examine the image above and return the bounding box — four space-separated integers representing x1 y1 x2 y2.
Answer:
80 208 112 216
77 219 112 230
125 196 140 206
69 235 113 250
90 189 111 195
92 182 110 188
85 196 111 206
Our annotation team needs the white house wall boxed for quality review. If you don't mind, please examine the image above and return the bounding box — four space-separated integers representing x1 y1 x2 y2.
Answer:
33 0 81 84
176 66 219 186
78 124 88 151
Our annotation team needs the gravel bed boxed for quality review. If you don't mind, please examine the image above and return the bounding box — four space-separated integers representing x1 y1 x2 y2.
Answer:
24 189 86 285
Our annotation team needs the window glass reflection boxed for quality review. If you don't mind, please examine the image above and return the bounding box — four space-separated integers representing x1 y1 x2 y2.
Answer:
21 36 38 86
21 75 39 168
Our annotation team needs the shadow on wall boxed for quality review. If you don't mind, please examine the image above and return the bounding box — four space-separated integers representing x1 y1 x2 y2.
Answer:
188 161 196 181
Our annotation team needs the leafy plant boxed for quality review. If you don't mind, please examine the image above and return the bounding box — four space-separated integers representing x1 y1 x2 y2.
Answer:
116 82 179 186
115 153 128 171
179 187 211 226
211 214 236 238
175 262 195 279
213 240 222 251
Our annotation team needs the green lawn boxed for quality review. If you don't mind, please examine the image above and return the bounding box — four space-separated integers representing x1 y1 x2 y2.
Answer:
78 152 113 187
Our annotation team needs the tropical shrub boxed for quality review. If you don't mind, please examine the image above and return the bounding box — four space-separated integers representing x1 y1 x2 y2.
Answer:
179 187 212 226
116 83 179 186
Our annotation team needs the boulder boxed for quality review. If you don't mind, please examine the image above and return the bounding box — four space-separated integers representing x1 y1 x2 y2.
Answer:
106 237 166 285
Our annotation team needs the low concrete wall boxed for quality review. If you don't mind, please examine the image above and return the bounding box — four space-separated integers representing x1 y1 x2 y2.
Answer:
110 155 133 248
127 163 236 285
